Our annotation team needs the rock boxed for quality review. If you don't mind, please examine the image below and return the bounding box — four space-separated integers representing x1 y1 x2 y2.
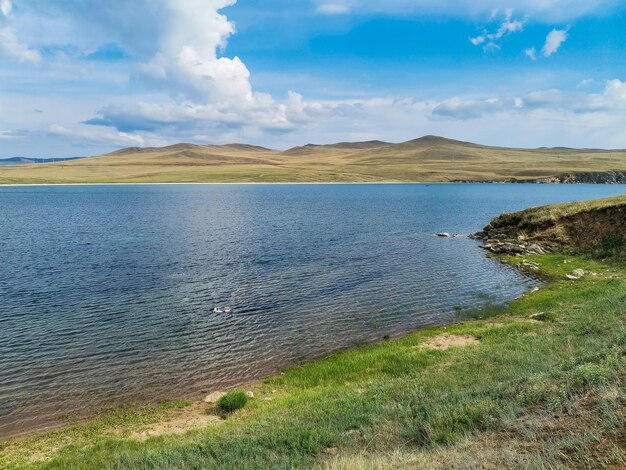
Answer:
566 269 586 280
526 244 546 255
204 391 225 403
519 260 540 272
436 232 451 238
245 391 255 399
503 242 526 254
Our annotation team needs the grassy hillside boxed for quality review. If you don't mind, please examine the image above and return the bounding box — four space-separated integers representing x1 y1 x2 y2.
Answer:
1 197 625 469
3 136 626 184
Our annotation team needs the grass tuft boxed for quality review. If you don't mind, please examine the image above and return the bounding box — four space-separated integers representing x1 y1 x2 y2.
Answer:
217 391 249 414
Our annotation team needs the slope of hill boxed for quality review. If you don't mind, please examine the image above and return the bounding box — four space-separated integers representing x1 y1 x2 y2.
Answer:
2 136 626 184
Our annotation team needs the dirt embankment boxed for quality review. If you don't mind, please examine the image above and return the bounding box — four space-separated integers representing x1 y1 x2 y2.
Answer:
474 198 626 253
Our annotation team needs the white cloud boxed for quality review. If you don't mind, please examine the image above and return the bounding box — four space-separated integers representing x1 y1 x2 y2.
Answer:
317 3 350 15
433 79 626 120
469 9 524 52
525 47 537 60
542 28 569 57
0 0 41 63
0 0 12 17
312 0 617 22
0 28 41 63
432 97 507 120
48 124 145 147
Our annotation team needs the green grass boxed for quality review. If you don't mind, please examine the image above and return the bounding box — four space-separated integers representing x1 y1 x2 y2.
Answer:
490 194 626 228
217 392 248 414
2 251 624 469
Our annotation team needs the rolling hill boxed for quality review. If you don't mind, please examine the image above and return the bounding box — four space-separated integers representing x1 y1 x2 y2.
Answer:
1 136 626 184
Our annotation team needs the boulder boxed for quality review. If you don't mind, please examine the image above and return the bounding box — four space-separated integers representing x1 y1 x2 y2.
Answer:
436 232 451 238
204 391 225 403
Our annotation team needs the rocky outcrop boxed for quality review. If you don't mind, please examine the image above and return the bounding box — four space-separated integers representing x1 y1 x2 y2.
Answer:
523 171 626 184
473 196 626 255
474 238 551 257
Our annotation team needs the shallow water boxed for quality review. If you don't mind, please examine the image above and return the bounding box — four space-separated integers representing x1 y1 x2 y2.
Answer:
1 183 625 438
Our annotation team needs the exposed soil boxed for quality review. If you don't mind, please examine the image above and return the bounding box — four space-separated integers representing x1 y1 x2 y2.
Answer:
127 403 222 441
420 334 479 350
479 203 626 252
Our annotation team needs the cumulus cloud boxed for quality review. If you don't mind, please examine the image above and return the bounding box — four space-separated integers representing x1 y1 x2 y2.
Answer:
542 28 569 57
68 0 314 138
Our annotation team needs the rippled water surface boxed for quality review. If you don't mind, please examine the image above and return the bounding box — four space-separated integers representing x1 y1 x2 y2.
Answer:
2 183 626 437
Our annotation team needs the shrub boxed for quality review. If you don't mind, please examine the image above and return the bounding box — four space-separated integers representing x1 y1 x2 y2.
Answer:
217 391 248 413
601 233 624 251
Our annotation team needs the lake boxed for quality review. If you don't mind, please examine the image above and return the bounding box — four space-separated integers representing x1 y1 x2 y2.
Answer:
1 183 625 438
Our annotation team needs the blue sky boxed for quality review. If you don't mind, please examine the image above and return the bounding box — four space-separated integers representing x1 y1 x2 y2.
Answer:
1 0 626 157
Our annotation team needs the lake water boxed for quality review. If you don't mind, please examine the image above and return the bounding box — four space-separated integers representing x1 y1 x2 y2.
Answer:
1 183 626 438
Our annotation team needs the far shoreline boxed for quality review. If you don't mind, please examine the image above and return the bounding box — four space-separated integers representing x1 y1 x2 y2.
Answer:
2 181 626 187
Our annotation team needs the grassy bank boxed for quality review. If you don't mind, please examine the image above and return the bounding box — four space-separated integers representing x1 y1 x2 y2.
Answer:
1 202 625 469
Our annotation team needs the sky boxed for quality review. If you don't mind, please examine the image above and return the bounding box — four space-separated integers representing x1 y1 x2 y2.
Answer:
1 0 626 157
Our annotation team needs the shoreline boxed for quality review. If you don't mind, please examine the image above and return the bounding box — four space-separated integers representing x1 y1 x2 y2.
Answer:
0 181 448 187
3 249 624 467
2 196 625 469
2 181 626 187
0 250 546 442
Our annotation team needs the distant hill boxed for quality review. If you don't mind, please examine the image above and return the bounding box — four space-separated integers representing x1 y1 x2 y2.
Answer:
2 136 626 184
0 157 84 165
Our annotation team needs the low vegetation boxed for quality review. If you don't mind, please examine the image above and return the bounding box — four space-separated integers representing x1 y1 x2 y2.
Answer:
1 197 625 469
217 392 248 414
3 136 626 184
